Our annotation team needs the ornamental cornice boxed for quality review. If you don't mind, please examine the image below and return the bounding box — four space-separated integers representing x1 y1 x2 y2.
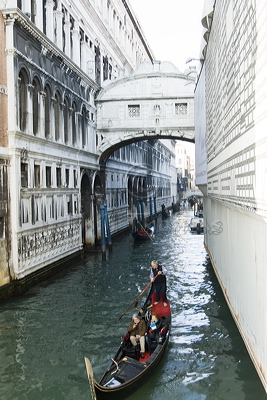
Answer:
2 8 100 92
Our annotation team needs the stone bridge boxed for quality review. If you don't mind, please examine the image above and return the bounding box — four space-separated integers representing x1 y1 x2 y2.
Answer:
95 61 196 163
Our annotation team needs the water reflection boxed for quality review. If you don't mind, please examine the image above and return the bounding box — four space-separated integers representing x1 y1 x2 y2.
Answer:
0 210 266 400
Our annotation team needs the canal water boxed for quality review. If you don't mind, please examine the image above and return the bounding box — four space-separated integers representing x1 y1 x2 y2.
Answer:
0 210 266 400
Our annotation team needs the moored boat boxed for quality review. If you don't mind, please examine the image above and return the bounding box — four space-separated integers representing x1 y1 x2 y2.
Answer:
189 215 204 234
84 287 171 400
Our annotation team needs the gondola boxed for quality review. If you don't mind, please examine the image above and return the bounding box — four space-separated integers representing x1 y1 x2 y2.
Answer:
130 225 154 241
84 286 171 400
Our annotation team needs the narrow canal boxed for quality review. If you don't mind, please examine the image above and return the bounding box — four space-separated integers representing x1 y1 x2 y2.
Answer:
0 209 266 400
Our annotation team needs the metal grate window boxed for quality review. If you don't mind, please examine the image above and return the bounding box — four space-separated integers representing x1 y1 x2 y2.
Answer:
175 103 187 115
128 105 140 117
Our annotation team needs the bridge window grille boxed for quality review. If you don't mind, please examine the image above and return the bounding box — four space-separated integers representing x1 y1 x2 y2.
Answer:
175 103 187 115
128 105 140 117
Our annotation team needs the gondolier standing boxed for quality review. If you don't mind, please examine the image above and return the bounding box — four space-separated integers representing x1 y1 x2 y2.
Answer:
150 260 168 307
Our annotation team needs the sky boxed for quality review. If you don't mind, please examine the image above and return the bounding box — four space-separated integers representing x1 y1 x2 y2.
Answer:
130 0 205 72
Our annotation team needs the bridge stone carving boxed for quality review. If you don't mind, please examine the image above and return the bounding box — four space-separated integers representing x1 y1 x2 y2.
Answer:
95 61 196 163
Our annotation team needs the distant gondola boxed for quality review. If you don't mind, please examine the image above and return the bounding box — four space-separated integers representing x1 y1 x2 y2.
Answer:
161 203 171 219
130 225 154 241
84 286 171 400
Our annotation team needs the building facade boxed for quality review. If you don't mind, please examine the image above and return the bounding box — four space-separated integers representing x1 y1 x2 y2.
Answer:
0 0 185 290
195 0 267 391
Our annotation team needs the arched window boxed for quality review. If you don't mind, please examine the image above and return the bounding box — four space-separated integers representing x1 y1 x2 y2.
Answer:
72 102 77 145
32 77 41 135
81 106 86 148
54 91 61 141
44 84 51 139
64 97 69 144
18 69 28 132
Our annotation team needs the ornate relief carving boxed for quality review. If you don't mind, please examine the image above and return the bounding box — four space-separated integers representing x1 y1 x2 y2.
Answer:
18 222 80 268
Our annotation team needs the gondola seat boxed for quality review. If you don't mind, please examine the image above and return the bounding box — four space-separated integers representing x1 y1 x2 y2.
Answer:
122 336 141 359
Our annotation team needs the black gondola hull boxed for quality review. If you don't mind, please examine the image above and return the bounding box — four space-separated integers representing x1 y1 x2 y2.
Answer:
94 335 169 400
85 287 171 400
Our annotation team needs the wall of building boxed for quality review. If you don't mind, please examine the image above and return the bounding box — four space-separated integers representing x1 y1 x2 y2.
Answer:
0 9 10 287
0 0 155 283
195 0 267 391
0 1 180 289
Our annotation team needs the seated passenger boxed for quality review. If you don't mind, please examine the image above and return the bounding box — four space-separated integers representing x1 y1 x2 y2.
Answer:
127 314 146 358
145 312 163 353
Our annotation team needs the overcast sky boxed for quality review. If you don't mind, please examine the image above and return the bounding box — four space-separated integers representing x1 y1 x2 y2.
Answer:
130 0 205 72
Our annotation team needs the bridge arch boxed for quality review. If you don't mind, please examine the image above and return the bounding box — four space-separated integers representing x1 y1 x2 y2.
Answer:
95 61 196 164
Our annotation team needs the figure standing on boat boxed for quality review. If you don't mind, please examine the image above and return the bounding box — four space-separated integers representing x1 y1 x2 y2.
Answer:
150 260 168 307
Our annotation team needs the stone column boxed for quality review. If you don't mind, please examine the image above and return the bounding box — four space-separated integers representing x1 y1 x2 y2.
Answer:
64 14 71 57
71 20 80 66
80 41 88 73
35 0 44 31
69 106 73 146
50 97 56 141
59 102 65 143
45 0 54 42
6 0 17 6
4 14 16 131
39 91 46 138
54 0 63 50
27 84 34 134
76 112 81 148
23 0 31 16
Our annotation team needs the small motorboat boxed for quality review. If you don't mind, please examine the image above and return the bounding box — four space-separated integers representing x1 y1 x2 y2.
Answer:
84 286 171 400
189 215 204 234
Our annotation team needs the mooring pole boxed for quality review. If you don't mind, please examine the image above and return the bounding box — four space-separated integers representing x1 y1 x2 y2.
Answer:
140 199 145 226
149 196 153 220
100 205 106 260
136 199 141 224
104 204 112 249
153 196 157 216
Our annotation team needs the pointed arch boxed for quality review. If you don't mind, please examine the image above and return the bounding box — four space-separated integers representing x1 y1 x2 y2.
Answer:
18 68 29 132
32 76 41 135
54 90 61 141
44 83 51 139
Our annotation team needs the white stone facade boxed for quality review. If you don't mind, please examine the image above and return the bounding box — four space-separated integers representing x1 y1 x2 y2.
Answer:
0 0 156 283
195 0 267 391
0 1 187 287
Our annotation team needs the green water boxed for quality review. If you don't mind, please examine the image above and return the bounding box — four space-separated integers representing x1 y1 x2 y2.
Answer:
0 210 265 400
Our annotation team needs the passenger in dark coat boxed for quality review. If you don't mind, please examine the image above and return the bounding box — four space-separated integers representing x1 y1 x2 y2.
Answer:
145 312 163 353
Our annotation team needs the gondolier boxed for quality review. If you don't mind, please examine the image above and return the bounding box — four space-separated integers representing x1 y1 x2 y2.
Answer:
150 260 167 307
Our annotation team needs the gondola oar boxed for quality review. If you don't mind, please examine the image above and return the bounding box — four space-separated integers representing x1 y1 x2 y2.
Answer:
84 357 97 400
138 220 153 242
117 274 158 321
